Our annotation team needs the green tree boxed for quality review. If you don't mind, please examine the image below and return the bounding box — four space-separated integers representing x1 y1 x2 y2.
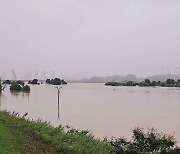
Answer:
144 79 151 85
31 79 38 84
126 81 136 86
16 80 25 86
10 81 30 92
51 78 61 85
0 79 6 93
139 79 151 87
176 79 180 87
10 82 22 91
61 79 67 85
110 127 180 154
46 79 51 84
150 81 157 86
3 80 11 84
166 79 175 85
22 85 30 92
177 79 180 83
157 81 161 85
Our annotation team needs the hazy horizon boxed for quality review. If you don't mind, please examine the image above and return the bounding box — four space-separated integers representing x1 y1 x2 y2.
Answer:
1 0 180 80
1 70 180 81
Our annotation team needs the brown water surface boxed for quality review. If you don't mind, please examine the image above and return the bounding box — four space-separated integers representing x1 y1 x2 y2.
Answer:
0 83 180 142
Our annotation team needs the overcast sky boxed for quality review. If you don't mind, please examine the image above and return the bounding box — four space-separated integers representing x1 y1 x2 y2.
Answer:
0 0 180 80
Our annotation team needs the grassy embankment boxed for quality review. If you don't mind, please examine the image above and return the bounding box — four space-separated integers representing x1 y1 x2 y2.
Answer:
1 110 180 154
0 111 111 154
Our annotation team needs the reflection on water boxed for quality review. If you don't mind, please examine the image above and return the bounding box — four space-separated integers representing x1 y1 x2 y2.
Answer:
1 84 180 142
11 91 30 101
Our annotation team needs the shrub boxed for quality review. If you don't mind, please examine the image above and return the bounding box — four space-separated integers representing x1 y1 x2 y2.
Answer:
16 80 25 86
3 80 11 84
105 82 121 86
22 85 30 92
46 79 51 84
31 79 38 84
110 127 180 154
46 78 67 85
10 82 22 91
10 81 30 92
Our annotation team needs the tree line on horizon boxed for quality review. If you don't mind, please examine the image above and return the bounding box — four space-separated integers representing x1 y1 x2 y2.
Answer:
105 78 180 87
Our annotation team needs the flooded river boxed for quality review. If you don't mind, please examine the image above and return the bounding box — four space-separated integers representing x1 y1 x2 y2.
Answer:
0 83 180 141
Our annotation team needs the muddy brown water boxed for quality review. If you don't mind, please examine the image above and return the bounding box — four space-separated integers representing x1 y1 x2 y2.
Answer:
0 83 180 142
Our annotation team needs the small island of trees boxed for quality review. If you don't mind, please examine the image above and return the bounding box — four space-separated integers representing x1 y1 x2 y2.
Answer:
46 78 67 85
28 79 39 85
105 78 180 87
10 81 30 92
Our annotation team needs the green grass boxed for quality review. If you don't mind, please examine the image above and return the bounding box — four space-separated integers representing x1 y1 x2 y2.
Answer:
0 111 112 154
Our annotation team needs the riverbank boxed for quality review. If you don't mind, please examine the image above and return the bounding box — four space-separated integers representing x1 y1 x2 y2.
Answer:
0 111 111 154
1 110 180 153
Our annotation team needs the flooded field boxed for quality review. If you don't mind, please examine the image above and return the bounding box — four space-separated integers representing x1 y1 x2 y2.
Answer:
1 83 180 141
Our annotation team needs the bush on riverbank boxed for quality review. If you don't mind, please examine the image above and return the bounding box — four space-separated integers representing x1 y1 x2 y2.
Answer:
110 127 180 154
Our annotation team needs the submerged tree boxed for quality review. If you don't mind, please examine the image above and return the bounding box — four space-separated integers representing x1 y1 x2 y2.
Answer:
10 82 22 91
2 80 11 84
45 78 51 84
28 79 39 84
51 78 61 85
0 79 6 93
176 79 180 87
22 85 31 92
10 81 30 92
46 78 67 85
125 81 137 86
139 79 151 87
105 78 180 88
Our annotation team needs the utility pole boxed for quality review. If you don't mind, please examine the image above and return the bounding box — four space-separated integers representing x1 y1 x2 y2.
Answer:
56 87 62 118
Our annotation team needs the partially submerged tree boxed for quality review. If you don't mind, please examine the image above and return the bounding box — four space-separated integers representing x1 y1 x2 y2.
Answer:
45 78 51 84
0 79 6 93
2 80 11 84
16 80 25 86
28 79 39 84
10 82 22 91
10 81 30 92
46 78 67 85
105 78 180 88
22 85 31 92
51 78 61 85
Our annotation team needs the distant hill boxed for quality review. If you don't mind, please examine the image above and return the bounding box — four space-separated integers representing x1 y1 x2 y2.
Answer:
69 74 180 83
69 74 137 83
